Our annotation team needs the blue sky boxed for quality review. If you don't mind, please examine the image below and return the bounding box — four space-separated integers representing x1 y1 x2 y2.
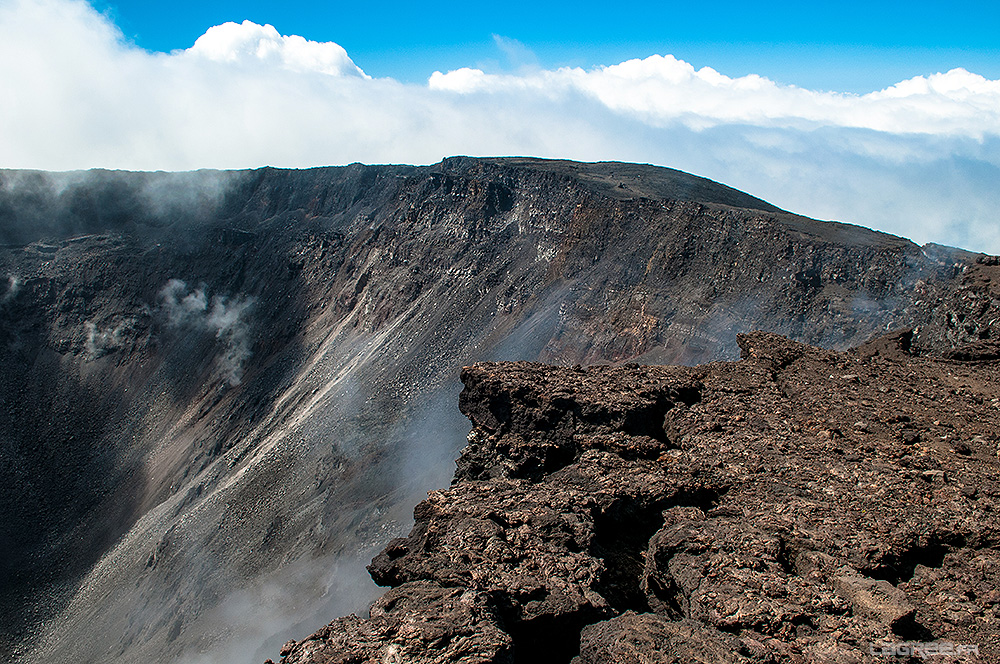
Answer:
95 0 1000 90
1 0 999 251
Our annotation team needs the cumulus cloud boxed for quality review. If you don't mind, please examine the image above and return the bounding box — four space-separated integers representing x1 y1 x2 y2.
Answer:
0 0 999 251
185 20 368 78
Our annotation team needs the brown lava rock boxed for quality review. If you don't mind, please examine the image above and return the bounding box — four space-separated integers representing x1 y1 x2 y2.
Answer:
268 267 1000 664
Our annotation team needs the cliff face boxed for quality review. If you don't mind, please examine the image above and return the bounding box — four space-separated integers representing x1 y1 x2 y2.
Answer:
274 263 1000 664
0 157 978 662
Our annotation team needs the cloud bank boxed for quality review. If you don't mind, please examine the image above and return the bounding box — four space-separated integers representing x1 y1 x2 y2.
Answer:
430 57 1000 136
0 0 998 251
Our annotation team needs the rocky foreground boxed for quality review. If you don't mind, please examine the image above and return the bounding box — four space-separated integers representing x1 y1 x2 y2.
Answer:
269 261 1000 664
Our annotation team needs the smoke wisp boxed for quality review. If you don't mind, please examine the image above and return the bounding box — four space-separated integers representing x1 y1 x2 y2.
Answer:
157 279 254 385
2 275 19 305
84 320 124 359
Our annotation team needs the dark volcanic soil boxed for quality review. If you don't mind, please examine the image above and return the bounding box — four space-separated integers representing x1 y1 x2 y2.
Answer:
272 263 1000 664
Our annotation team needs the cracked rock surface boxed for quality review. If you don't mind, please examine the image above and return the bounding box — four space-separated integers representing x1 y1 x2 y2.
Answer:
270 265 1000 663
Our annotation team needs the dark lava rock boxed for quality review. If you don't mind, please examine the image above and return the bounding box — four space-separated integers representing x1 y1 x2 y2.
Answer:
269 581 513 664
573 613 759 664
272 274 1000 662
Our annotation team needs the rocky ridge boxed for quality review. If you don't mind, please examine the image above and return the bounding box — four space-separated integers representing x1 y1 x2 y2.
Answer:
272 261 1000 663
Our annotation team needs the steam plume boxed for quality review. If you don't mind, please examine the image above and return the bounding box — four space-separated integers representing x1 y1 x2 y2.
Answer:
83 320 123 359
2 275 19 304
157 279 254 385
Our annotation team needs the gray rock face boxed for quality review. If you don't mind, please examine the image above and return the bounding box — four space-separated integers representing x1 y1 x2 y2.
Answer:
0 157 979 662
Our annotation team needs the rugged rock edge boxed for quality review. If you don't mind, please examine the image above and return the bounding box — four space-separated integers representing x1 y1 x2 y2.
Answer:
268 263 1000 664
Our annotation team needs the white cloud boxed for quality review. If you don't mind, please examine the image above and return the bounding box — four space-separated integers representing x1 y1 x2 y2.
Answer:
429 55 1000 136
185 20 368 78
0 0 999 251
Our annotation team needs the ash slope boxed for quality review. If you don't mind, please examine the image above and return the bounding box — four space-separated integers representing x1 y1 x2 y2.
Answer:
275 260 1000 664
0 157 973 663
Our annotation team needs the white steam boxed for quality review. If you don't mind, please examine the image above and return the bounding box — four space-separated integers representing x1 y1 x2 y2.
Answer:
2 274 19 304
180 552 382 664
157 279 254 385
0 0 999 251
84 320 123 359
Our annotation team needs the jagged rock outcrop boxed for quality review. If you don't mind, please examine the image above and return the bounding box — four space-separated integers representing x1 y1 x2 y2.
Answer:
272 263 1000 663
0 157 984 662
275 581 513 664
